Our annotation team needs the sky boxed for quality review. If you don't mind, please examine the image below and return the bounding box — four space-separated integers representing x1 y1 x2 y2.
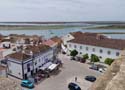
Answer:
0 0 125 22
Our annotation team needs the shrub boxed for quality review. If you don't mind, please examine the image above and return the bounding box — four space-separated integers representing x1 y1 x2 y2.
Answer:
104 58 114 65
91 54 100 62
70 50 78 57
83 53 89 60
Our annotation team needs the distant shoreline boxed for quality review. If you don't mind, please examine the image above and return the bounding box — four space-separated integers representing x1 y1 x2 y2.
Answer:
85 25 125 30
0 24 125 30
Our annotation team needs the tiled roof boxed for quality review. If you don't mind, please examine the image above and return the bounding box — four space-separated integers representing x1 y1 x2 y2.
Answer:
51 36 62 43
7 52 31 61
68 32 125 50
25 44 51 54
42 39 56 47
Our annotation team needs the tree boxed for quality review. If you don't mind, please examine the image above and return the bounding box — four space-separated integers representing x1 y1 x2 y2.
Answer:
104 58 114 65
70 50 78 57
83 53 89 60
91 54 100 62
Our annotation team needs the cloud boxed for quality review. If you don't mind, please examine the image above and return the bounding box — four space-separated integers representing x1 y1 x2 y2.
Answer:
0 0 125 21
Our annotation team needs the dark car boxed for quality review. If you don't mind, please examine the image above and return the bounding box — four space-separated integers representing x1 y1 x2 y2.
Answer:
62 51 66 54
85 76 96 82
70 57 76 60
68 82 81 90
89 65 99 71
21 80 34 89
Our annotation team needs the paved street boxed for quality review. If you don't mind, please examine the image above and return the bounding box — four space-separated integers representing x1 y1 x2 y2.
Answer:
35 53 101 90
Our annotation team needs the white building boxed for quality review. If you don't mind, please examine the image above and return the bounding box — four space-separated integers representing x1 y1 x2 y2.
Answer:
63 31 125 62
0 39 11 49
0 65 7 77
7 44 54 79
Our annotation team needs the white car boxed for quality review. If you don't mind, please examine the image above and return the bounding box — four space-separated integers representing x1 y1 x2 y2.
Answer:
99 68 106 73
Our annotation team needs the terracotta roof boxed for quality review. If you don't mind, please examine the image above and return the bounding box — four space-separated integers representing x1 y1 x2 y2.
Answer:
51 36 62 44
42 39 56 47
70 31 83 38
1 39 11 42
68 32 125 50
25 44 51 54
7 52 31 61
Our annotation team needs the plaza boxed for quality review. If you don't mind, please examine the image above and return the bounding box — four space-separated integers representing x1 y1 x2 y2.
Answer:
35 53 101 90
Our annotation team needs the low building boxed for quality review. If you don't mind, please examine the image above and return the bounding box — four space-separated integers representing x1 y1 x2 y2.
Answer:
0 39 11 49
65 31 125 62
7 44 54 79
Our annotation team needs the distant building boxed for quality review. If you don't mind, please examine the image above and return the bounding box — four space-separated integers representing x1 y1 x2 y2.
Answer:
63 31 125 62
7 44 54 79
0 39 11 49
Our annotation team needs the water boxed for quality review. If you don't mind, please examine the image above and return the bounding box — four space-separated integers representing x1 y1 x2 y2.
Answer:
0 28 125 39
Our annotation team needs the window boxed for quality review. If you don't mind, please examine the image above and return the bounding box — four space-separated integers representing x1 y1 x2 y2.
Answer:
80 52 82 54
80 46 82 49
86 47 88 51
92 48 95 52
107 51 111 55
27 63 30 72
69 44 71 47
35 62 37 65
27 63 30 68
116 52 119 56
74 45 77 48
100 49 103 53
28 67 30 72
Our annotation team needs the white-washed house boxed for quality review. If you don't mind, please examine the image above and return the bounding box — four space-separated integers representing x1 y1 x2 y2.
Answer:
0 65 7 77
65 32 125 62
7 44 53 79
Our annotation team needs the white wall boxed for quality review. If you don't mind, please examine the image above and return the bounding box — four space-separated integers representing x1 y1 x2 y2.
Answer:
62 34 74 45
0 42 11 48
23 60 33 77
7 61 23 79
67 42 121 62
0 70 6 77
33 49 53 71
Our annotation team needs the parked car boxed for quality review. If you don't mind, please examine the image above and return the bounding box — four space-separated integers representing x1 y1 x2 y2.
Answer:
85 76 96 82
21 80 34 89
98 68 106 73
62 51 66 54
89 65 99 71
38 70 50 78
68 82 81 90
70 57 76 60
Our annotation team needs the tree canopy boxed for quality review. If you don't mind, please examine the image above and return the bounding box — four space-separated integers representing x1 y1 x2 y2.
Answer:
70 50 78 57
104 58 114 65
83 53 89 60
91 54 100 62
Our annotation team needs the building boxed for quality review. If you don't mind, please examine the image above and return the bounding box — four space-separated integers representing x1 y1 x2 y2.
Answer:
7 44 54 79
64 31 125 62
0 39 11 49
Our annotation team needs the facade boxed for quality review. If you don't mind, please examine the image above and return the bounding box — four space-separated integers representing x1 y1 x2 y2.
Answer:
64 31 125 62
7 44 53 79
0 65 7 77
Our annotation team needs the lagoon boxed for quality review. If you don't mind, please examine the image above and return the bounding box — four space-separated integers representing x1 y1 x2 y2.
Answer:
0 28 125 39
